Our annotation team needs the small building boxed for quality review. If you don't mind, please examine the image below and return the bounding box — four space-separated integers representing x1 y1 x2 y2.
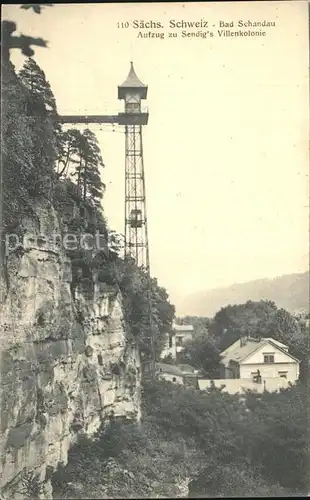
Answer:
156 362 198 388
220 336 300 384
160 322 194 360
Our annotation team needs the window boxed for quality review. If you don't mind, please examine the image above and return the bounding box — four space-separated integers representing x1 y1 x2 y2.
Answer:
252 370 262 383
264 354 274 364
176 336 183 347
129 209 142 228
169 335 173 348
125 102 140 113
172 377 176 382
278 371 287 379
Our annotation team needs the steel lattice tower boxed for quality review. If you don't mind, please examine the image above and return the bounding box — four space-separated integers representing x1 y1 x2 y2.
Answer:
118 64 155 377
118 63 149 269
123 124 149 267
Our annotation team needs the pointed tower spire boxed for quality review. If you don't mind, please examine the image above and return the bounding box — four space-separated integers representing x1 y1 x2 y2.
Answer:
118 62 147 99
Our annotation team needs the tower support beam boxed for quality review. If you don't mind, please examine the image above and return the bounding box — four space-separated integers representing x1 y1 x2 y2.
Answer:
124 124 149 269
58 114 119 124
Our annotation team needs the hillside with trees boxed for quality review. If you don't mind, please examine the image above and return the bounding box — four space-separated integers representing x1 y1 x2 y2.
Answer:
179 271 309 317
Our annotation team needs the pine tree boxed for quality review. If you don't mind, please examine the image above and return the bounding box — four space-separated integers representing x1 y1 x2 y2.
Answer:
19 57 57 114
56 129 84 180
18 57 58 195
2 58 35 229
74 129 105 208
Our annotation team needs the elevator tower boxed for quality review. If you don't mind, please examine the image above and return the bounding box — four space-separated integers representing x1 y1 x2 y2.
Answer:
59 63 155 377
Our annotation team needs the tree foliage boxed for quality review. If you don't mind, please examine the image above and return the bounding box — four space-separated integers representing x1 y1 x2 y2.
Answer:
177 333 222 377
56 129 85 179
2 58 103 223
55 127 105 209
2 5 52 62
208 300 308 382
116 258 175 358
1 20 47 61
72 129 105 206
20 4 54 14
175 315 211 337
19 57 57 113
2 59 36 228
18 57 58 196
52 379 307 498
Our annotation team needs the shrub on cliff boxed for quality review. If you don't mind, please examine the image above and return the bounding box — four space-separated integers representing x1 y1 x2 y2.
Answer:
2 59 36 229
115 257 175 358
18 57 58 197
52 418 202 499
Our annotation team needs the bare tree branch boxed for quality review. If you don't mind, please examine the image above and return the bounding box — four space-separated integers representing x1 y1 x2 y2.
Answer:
21 4 54 14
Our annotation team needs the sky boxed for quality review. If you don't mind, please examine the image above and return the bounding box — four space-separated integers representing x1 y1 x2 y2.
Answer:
3 2 309 312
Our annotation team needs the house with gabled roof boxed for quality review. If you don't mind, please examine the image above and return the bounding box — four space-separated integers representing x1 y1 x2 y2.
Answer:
156 362 198 389
220 337 300 383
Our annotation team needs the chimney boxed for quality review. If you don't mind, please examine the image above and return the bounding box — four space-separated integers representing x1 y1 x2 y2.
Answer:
240 336 247 347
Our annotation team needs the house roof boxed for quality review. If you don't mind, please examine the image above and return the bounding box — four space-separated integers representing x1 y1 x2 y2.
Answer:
156 362 196 377
119 62 146 88
173 324 194 332
177 364 195 373
221 337 299 365
262 338 288 350
156 363 183 377
221 339 262 365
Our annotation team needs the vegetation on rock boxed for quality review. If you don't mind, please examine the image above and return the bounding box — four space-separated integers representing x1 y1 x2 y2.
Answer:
52 379 307 498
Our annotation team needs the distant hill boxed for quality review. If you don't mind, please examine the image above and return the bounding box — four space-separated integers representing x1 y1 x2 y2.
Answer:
178 271 309 317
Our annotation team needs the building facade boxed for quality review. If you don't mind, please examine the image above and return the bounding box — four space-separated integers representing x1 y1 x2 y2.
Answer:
160 323 194 360
220 337 300 384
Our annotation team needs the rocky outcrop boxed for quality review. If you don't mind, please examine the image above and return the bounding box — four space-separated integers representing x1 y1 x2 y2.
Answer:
0 201 141 499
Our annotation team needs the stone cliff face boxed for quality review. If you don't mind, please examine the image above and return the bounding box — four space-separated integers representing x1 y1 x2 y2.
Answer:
0 202 141 499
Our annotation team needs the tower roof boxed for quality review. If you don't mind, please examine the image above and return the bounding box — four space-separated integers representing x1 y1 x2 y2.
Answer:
118 62 147 99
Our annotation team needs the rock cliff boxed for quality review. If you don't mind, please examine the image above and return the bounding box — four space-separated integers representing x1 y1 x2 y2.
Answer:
0 201 141 499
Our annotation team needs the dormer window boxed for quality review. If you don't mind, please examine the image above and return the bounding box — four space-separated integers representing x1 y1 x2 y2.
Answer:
264 354 274 364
